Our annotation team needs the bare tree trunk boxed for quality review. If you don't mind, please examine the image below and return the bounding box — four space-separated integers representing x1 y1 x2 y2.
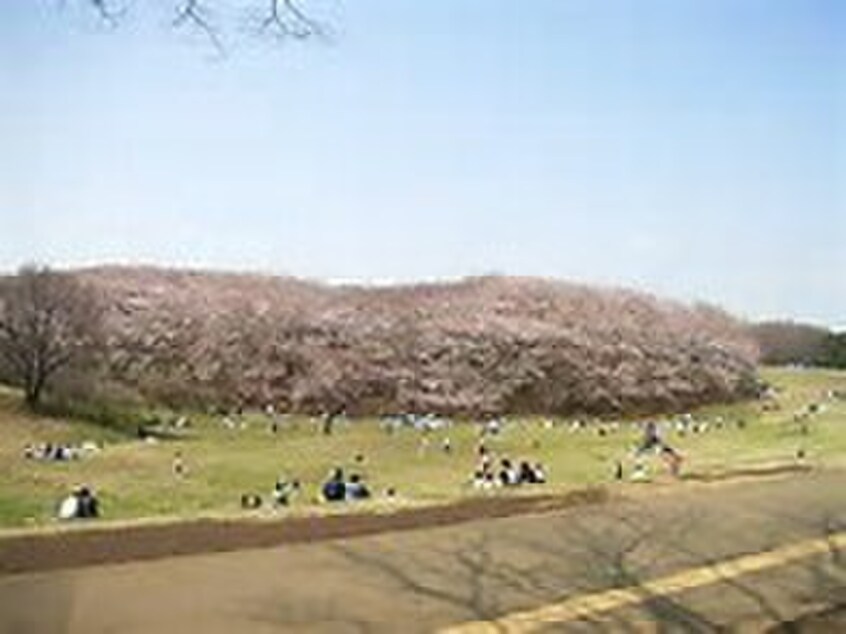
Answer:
25 374 45 408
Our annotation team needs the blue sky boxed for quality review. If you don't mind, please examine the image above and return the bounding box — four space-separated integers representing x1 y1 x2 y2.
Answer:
1 1 843 326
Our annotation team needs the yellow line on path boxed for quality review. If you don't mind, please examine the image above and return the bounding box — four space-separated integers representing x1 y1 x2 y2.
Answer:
441 532 846 633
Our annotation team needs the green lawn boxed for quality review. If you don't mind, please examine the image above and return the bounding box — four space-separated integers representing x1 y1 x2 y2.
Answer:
1 367 844 530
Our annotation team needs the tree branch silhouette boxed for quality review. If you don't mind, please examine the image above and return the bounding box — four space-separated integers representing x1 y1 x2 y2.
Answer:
80 0 325 53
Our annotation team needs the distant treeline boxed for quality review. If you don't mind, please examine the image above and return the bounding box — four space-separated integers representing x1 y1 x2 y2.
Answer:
749 322 846 369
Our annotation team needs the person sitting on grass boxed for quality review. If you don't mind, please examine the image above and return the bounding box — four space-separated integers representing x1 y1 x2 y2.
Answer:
472 470 496 490
518 460 535 484
477 444 492 474
532 462 547 484
57 489 80 520
58 486 99 520
77 487 99 518
345 473 371 501
322 467 346 502
240 493 262 509
498 458 519 486
517 460 548 484
272 477 300 506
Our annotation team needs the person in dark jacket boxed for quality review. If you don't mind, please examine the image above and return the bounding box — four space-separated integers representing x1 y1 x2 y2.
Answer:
322 467 346 502
76 487 99 518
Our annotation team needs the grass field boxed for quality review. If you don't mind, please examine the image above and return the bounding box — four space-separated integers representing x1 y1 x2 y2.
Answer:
0 367 844 530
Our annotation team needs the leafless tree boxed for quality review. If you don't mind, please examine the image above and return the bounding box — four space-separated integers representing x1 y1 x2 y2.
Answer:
0 265 103 408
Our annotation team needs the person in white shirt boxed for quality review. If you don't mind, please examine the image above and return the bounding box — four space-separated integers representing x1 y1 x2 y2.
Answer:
57 491 80 520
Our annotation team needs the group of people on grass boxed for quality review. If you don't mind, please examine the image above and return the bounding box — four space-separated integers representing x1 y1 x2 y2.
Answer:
57 486 100 520
240 476 301 509
322 467 373 502
630 420 684 478
24 441 99 462
43 404 743 523
240 467 379 509
471 443 547 490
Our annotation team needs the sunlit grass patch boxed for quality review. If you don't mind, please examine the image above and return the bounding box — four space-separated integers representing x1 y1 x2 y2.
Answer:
0 367 843 530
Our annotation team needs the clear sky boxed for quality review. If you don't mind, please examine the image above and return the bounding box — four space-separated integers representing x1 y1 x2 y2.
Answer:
1 1 843 327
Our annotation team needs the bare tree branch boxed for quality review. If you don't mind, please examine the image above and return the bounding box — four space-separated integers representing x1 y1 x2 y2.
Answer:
79 1 327 54
172 0 226 55
279 0 324 38
88 0 123 26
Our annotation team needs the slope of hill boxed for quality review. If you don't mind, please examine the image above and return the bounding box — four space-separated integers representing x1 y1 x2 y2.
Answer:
53 266 761 417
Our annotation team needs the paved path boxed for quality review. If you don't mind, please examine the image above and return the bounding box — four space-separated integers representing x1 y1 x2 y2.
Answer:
1 471 844 633
445 532 846 632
